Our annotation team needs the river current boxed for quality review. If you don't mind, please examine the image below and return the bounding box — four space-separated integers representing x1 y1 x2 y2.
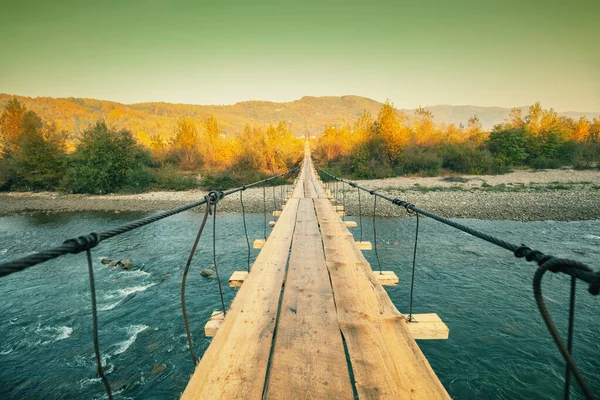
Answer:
0 211 598 399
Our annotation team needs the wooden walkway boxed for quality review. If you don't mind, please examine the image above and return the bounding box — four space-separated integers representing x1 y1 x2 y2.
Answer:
182 147 449 399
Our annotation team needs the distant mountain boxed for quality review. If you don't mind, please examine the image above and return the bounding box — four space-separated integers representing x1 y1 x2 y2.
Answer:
0 94 598 138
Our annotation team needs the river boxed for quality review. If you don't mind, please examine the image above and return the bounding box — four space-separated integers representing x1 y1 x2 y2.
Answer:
0 211 598 399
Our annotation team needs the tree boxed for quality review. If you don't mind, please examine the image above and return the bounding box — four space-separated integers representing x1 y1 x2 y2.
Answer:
0 100 66 190
488 125 527 165
66 121 150 193
171 117 201 170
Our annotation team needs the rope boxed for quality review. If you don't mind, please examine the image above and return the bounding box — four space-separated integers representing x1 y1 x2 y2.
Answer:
211 195 227 317
358 187 363 242
86 248 113 400
0 167 299 278
272 185 277 220
564 276 576 400
317 166 599 398
240 190 251 272
181 198 211 364
533 259 594 400
263 184 267 240
407 212 420 322
372 195 382 274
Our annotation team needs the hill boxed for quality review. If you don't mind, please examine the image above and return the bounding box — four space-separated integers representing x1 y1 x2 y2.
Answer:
0 94 598 139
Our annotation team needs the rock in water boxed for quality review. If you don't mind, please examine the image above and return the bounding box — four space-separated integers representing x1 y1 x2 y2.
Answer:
162 274 172 280
151 363 166 375
108 260 121 267
101 257 111 265
121 259 133 269
200 269 214 277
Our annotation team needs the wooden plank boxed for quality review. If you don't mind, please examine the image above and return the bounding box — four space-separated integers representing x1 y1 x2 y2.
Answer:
265 199 353 399
355 241 372 250
405 313 449 340
204 311 225 337
374 270 399 286
182 198 301 399
228 271 249 287
314 196 449 399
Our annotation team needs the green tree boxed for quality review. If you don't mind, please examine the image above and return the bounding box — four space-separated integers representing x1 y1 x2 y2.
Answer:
66 121 150 193
488 125 527 166
0 100 66 190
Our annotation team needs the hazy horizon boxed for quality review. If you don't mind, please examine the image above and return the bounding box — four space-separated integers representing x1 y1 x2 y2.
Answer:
1 0 599 111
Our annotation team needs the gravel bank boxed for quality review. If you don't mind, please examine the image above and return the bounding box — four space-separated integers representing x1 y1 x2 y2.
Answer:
0 168 599 221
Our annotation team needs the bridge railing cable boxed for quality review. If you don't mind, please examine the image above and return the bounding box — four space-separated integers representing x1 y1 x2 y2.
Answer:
0 166 299 399
317 167 599 400
0 167 298 278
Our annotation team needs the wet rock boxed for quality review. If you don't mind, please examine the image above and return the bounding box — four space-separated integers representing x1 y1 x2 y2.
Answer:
101 257 111 265
162 274 172 280
121 259 133 269
151 363 166 375
200 269 214 277
108 259 121 267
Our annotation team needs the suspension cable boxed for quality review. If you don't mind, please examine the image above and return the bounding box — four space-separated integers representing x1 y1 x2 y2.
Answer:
263 184 267 240
408 212 420 322
358 187 363 242
86 247 113 400
564 276 576 400
181 196 211 364
317 166 599 399
212 197 227 317
240 190 251 272
0 167 299 278
372 195 382 274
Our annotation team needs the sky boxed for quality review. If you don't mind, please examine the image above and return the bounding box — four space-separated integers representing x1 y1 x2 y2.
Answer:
0 0 599 111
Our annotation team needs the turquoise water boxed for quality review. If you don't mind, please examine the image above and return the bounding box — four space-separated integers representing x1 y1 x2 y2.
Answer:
0 211 598 399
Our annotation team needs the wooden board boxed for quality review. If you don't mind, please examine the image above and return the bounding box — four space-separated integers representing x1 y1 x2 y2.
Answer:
204 311 225 337
264 199 354 399
404 313 449 340
313 197 449 399
182 198 300 399
228 271 249 287
355 241 372 250
374 270 399 286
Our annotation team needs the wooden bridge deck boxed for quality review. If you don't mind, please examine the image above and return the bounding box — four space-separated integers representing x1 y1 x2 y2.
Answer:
181 148 449 399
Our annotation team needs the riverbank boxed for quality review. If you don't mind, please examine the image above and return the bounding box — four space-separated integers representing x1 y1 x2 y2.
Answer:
0 168 599 221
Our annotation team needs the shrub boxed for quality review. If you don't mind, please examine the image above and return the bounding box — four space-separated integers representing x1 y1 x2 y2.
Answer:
64 121 151 194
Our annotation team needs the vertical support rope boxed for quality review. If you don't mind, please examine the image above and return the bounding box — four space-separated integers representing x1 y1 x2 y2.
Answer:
240 191 251 272
564 277 576 400
373 195 382 274
181 200 211 364
408 212 420 322
86 249 113 400
272 185 277 219
342 184 346 221
358 187 363 242
212 201 227 316
263 184 267 240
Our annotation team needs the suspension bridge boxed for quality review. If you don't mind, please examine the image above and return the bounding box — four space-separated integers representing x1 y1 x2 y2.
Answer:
0 144 598 399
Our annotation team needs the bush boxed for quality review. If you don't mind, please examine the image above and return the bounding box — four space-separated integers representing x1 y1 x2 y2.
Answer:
399 146 442 176
64 121 151 194
152 164 198 191
439 143 495 174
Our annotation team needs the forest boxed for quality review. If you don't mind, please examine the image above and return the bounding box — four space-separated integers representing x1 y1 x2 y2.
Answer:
314 101 600 178
1 97 599 194
0 98 303 193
